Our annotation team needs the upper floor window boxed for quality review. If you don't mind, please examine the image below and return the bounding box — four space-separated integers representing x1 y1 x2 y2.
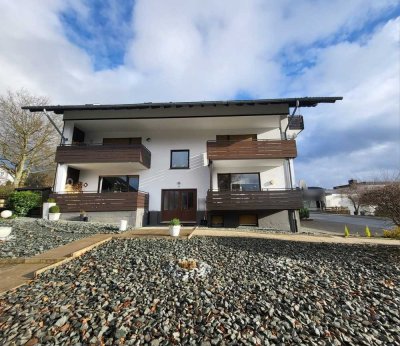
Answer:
170 150 189 169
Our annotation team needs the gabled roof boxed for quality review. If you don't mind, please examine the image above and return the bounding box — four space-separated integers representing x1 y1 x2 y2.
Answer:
22 97 342 114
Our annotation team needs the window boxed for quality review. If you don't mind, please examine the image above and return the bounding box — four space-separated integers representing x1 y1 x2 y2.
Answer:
217 173 260 191
170 150 189 169
99 176 139 192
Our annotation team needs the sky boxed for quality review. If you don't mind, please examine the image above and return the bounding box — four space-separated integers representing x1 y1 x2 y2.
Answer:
0 0 399 188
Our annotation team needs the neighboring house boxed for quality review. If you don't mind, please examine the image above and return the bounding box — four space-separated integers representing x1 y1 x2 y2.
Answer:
24 97 341 230
302 187 326 211
0 167 13 185
325 179 387 215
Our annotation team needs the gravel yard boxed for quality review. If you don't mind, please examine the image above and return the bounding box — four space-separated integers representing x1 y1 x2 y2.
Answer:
1 237 399 345
0 218 120 258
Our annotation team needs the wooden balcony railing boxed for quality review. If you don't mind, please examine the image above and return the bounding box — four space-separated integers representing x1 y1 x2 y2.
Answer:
206 189 303 211
49 191 149 213
207 139 297 160
55 143 151 168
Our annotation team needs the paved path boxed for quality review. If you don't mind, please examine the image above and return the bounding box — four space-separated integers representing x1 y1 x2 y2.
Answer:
191 228 400 246
301 212 394 236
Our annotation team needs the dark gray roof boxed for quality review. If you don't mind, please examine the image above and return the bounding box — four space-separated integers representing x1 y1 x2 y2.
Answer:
22 97 342 114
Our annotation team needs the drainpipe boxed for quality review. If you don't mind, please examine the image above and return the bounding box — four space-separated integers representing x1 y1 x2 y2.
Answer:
43 109 67 144
285 100 299 233
284 99 299 138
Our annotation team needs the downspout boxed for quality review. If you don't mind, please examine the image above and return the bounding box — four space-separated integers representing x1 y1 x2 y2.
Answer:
284 99 299 189
43 109 67 143
42 109 67 193
284 100 299 232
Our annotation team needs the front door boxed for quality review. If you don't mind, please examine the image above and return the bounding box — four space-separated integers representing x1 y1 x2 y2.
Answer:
161 189 197 222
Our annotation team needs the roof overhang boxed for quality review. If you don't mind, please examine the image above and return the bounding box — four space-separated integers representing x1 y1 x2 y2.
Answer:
22 96 343 115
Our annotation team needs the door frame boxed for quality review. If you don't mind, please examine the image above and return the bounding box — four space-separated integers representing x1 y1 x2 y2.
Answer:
161 189 197 222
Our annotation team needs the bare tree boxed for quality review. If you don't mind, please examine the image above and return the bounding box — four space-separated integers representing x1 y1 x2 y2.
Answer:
339 180 367 215
361 174 400 226
0 89 61 187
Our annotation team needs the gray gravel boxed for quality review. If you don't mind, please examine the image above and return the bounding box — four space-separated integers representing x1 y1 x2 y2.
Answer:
0 218 120 258
1 237 399 345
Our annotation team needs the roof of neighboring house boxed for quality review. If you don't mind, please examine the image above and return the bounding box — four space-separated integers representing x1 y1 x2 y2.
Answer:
22 96 343 114
333 180 390 190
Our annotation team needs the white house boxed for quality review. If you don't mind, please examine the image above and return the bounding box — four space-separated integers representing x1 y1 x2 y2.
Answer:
0 167 13 186
23 97 341 230
325 179 387 215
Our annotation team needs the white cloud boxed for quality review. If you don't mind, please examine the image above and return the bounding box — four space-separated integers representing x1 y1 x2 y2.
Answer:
0 0 398 186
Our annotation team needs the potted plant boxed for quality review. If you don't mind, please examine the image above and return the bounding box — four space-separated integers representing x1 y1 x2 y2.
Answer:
80 210 87 221
42 198 56 219
48 205 61 221
169 218 181 237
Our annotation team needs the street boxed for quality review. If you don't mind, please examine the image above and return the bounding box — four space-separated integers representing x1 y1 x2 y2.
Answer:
301 212 395 236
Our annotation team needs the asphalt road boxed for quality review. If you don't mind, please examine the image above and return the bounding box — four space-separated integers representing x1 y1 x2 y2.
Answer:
301 212 395 236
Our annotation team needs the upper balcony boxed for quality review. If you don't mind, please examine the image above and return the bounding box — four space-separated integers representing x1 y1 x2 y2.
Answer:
207 139 297 161
55 143 151 169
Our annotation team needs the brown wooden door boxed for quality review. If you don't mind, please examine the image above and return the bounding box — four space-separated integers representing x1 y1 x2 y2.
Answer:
161 189 197 222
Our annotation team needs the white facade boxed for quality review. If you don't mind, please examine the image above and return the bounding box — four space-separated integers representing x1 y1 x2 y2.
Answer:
0 168 13 185
55 114 294 213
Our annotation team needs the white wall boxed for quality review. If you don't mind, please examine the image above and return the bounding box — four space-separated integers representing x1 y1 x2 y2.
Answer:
57 115 294 212
0 168 13 185
325 194 376 215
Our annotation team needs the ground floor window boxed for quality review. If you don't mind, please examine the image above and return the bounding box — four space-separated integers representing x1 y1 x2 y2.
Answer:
99 176 139 192
217 173 260 191
239 214 258 226
211 215 224 227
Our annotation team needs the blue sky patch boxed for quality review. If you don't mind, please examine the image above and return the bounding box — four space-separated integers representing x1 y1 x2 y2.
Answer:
59 0 135 71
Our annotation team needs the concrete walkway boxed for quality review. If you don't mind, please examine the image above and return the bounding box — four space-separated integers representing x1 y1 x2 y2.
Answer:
190 228 400 246
1 227 399 295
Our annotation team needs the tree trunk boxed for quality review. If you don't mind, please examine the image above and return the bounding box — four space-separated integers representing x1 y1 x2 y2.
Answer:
13 157 26 188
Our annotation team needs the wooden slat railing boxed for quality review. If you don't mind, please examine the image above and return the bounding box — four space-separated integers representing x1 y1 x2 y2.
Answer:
207 140 297 160
55 144 151 168
206 189 303 210
49 191 149 213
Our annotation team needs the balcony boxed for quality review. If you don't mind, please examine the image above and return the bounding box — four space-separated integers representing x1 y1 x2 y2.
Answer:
207 139 297 161
55 143 151 168
206 189 303 211
49 191 149 213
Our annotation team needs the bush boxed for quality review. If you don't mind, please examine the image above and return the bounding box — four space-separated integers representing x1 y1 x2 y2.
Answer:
299 207 310 220
7 191 41 216
383 226 400 239
170 218 180 226
47 198 56 203
0 184 14 198
49 205 60 213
